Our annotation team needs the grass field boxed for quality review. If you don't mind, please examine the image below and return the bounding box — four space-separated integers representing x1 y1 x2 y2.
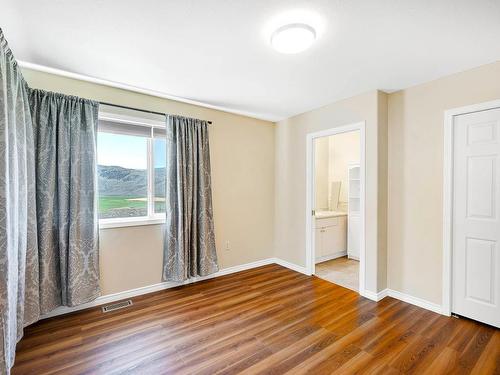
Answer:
99 196 166 214
99 196 146 213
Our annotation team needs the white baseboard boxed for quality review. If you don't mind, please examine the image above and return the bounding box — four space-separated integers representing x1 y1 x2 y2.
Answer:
42 258 277 319
315 250 347 264
361 288 388 302
362 289 446 315
42 258 443 320
273 258 309 275
361 288 442 314
385 289 443 315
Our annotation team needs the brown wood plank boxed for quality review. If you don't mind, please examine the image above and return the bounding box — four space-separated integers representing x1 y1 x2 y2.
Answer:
11 264 500 375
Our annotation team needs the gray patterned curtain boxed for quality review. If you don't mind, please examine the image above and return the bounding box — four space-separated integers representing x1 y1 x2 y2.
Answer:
0 28 39 375
0 29 100 374
162 115 219 281
29 89 100 312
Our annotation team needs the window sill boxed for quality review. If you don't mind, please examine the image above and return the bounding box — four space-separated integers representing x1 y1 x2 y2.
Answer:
99 216 165 229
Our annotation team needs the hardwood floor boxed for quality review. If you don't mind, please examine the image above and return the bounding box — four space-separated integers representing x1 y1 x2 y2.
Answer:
13 264 499 374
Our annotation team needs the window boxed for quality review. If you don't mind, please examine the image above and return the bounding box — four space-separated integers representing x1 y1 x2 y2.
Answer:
154 138 166 213
97 106 166 227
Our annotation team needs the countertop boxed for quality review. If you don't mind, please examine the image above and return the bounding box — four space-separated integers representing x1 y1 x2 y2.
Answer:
315 210 348 219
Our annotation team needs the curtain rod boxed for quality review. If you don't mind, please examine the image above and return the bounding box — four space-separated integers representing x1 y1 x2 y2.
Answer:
99 101 212 124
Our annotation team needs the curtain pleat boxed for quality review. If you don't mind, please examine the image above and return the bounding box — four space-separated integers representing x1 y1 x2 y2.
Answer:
29 89 100 312
162 115 219 281
0 28 100 374
0 28 39 374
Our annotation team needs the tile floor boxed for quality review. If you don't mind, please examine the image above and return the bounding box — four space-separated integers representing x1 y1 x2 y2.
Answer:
315 256 359 291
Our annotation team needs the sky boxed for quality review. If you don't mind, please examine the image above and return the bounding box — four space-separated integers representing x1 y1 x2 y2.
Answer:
97 132 166 170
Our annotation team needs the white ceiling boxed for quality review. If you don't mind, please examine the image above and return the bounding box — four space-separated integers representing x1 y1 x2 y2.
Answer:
3 0 500 121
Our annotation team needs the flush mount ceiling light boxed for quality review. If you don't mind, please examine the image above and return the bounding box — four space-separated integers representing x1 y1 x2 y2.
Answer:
271 23 316 54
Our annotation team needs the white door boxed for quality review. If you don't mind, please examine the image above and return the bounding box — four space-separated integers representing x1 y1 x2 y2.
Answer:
452 107 500 328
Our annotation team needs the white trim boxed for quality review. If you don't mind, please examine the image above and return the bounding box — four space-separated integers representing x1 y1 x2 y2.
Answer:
315 250 347 264
99 216 165 229
442 99 500 317
361 288 388 302
99 110 165 129
305 131 314 277
41 256 446 319
387 289 443 315
147 136 155 218
42 258 278 319
97 110 168 228
274 258 308 275
305 121 366 295
18 60 275 122
362 288 443 314
442 109 454 316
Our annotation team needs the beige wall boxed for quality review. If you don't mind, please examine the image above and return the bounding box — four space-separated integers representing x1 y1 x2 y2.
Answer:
329 131 361 207
274 61 500 304
275 90 388 293
23 68 275 295
387 61 500 304
377 92 389 291
24 59 500 304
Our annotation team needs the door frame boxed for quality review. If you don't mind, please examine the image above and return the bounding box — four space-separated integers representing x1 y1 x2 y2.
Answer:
442 99 500 316
305 121 366 295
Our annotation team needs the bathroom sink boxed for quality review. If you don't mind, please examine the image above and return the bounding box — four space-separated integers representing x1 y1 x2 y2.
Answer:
315 210 347 218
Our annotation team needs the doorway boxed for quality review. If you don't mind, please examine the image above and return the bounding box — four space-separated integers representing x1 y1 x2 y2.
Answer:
443 100 500 328
306 122 366 295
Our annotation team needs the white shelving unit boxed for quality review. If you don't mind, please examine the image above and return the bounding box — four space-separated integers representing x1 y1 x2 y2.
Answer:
347 163 360 260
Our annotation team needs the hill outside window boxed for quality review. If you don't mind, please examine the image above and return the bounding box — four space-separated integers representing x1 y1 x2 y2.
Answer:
97 105 166 228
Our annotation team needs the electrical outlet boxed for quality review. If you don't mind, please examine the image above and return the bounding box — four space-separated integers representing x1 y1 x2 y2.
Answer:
225 241 230 251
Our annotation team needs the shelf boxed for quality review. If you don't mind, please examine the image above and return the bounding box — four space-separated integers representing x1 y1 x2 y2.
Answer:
349 163 361 214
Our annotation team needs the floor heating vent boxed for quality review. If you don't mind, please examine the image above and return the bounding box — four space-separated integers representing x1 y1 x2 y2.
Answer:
102 300 133 313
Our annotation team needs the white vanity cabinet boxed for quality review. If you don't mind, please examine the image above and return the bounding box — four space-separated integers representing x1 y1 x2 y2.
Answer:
314 215 347 263
348 215 360 260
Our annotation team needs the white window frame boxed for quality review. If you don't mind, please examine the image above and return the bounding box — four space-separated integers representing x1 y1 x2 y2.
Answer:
97 109 167 229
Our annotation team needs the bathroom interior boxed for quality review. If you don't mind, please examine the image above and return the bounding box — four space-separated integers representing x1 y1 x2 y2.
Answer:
314 130 360 291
